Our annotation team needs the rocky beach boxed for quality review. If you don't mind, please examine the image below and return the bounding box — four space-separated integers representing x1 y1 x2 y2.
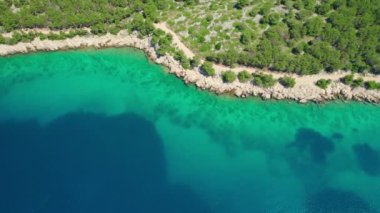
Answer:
1 27 380 103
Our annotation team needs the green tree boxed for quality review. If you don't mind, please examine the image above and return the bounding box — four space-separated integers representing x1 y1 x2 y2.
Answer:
143 2 158 22
288 20 304 39
321 24 341 44
303 0 316 11
316 3 331 15
304 17 324 37
305 41 343 71
221 49 239 67
327 11 354 31
288 54 322 75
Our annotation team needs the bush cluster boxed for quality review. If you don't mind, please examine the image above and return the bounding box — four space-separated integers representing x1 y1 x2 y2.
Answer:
222 71 237 83
201 62 216 76
340 74 365 88
253 73 277 88
237 70 252 83
365 81 380 90
315 79 332 89
279 76 296 88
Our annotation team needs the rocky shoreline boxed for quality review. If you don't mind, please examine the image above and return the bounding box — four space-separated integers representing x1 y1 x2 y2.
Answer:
1 30 380 103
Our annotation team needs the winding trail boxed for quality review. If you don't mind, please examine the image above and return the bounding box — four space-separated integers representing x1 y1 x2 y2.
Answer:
154 22 380 87
154 22 195 58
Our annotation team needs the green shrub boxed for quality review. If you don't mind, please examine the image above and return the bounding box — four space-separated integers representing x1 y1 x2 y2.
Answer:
38 33 48 40
259 4 271 16
340 74 365 88
340 74 354 85
0 35 6 44
235 0 250 9
47 32 64 40
315 79 332 89
253 73 277 88
75 29 88 36
90 23 107 35
190 56 200 68
181 58 191 69
222 70 237 83
268 13 281 25
66 31 77 38
9 32 23 44
6 32 36 44
248 9 257 17
365 81 380 90
174 50 190 69
206 15 213 22
279 76 296 88
215 43 222 50
109 26 121 35
351 78 364 88
201 62 216 76
237 70 252 83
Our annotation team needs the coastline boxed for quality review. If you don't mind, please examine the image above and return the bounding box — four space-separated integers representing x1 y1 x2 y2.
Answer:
1 28 380 103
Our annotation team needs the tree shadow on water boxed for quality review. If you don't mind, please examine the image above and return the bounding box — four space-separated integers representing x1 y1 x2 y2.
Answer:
286 128 336 188
0 112 212 213
353 143 380 177
288 128 335 165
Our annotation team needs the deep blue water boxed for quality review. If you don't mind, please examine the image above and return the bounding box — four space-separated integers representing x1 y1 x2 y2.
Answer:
0 112 211 213
0 48 379 212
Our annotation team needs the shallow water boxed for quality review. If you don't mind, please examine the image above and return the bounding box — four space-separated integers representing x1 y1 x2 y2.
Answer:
0 48 379 212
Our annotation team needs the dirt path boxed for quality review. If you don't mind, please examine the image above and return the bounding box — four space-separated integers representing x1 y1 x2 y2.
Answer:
154 22 195 58
154 22 380 86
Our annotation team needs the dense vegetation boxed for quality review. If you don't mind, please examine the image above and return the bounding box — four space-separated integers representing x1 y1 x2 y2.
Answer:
0 0 198 70
0 0 172 44
164 0 380 74
0 0 168 31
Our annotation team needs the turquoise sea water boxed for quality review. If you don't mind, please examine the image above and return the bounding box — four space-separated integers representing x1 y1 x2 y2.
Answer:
0 48 379 212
